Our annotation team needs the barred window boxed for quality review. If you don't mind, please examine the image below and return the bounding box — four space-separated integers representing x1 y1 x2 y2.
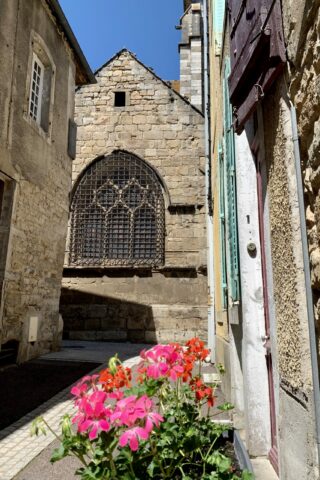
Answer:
70 151 165 267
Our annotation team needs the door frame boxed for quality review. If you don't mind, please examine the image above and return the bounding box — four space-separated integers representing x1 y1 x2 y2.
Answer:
250 131 279 474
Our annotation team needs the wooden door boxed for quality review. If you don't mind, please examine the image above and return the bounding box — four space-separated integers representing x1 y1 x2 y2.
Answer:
255 153 278 474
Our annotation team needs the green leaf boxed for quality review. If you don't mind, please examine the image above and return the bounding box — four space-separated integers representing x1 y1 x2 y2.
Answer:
30 417 46 437
60 414 72 437
241 470 254 480
217 455 232 473
206 451 231 473
108 354 120 374
50 444 67 463
185 427 197 438
216 363 226 375
202 473 219 479
218 402 234 411
147 459 156 477
78 464 107 480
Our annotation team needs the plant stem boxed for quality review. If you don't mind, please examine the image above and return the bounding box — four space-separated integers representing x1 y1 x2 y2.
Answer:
108 452 117 479
204 436 218 461
150 439 167 478
129 461 136 478
42 418 63 443
77 454 89 468
42 418 90 468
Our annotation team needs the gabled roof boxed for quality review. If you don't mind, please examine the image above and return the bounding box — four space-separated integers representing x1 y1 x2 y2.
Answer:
94 49 203 116
45 0 96 85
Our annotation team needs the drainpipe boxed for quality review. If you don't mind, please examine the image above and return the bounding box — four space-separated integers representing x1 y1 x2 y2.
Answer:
202 0 216 362
289 101 320 470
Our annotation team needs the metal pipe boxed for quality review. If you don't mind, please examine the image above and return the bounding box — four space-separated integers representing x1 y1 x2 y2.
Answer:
202 0 216 361
289 101 320 470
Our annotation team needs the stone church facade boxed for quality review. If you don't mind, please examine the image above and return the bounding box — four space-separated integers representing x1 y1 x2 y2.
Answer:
60 49 207 343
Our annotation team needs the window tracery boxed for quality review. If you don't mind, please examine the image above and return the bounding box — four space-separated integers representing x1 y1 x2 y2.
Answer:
70 151 165 267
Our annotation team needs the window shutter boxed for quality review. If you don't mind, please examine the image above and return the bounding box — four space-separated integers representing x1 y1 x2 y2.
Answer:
223 59 240 303
227 0 286 131
218 142 228 309
68 119 77 160
213 0 225 54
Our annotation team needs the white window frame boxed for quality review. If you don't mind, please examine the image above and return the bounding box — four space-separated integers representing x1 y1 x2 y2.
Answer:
28 52 44 125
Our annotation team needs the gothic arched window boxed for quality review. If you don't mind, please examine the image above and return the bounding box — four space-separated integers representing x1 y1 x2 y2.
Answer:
70 151 165 266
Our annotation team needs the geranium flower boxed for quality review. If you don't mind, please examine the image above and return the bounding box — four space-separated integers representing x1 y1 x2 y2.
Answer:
138 344 184 381
141 396 164 432
119 426 149 451
71 375 99 405
186 337 210 361
111 394 164 451
111 394 151 427
99 365 131 392
72 390 112 440
190 378 215 407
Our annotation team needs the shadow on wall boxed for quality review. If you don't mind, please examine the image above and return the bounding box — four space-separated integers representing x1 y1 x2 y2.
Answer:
60 288 155 343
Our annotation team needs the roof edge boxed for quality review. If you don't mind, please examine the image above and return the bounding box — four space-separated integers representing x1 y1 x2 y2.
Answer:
94 49 204 116
46 0 96 85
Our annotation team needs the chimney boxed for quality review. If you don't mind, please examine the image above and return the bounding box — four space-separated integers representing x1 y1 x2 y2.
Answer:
179 2 203 111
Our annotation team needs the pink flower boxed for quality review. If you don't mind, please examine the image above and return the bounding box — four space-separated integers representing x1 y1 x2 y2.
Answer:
71 382 88 401
71 375 100 405
78 416 110 441
146 362 169 379
111 395 144 426
111 395 164 451
72 390 112 440
142 396 164 432
107 390 124 401
139 344 184 381
119 426 149 451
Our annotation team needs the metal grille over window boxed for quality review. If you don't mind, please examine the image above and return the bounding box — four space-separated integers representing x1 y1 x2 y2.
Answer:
29 54 44 123
70 151 165 267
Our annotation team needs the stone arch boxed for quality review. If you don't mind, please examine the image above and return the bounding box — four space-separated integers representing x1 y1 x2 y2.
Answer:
71 149 171 208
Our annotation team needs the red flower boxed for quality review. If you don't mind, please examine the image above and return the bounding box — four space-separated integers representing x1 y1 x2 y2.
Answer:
99 365 131 392
190 377 215 407
185 337 210 361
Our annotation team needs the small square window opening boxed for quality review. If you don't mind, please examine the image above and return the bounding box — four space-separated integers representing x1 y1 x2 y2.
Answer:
114 91 126 107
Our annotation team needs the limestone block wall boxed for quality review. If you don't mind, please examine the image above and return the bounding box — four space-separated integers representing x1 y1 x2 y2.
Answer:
179 4 203 110
0 0 77 362
61 273 208 343
61 50 207 344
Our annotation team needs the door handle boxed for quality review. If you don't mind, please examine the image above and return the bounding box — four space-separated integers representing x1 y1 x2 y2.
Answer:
262 334 271 353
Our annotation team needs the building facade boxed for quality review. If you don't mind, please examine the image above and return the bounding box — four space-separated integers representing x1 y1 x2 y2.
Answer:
60 49 208 344
208 0 320 478
0 0 94 363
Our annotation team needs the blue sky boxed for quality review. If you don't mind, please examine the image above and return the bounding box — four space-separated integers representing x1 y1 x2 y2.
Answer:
59 0 183 80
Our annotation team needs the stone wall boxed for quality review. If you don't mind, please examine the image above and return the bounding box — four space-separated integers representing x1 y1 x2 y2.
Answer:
282 0 320 362
179 4 203 110
263 84 310 390
61 50 207 344
263 80 316 479
0 0 77 362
